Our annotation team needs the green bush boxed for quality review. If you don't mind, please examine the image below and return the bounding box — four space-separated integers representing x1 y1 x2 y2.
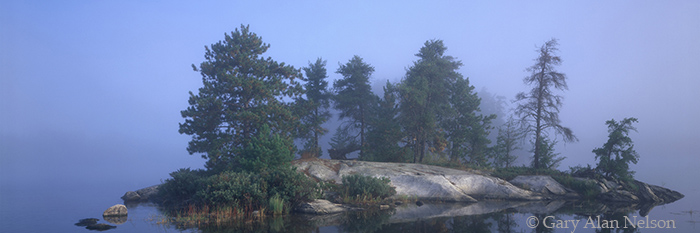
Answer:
341 174 396 200
157 168 208 208
158 166 320 217
194 171 267 210
260 167 320 206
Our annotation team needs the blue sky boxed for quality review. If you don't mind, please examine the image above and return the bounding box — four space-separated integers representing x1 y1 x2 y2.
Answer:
1 1 699 188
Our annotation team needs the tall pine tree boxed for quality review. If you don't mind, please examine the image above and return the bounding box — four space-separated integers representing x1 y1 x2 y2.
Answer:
365 81 406 162
298 58 332 157
514 38 577 169
332 55 376 159
398 40 461 163
444 77 495 166
179 25 303 170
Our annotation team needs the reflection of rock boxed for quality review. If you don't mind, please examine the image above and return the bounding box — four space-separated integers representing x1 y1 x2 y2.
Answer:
293 159 539 202
513 200 567 214
75 218 99 226
390 201 530 223
75 218 117 231
296 199 357 215
103 204 128 217
122 185 160 202
510 175 568 195
85 223 116 231
103 215 127 225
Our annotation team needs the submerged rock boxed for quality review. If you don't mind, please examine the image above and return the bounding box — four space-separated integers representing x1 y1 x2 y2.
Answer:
296 199 356 215
75 218 99 226
103 204 127 217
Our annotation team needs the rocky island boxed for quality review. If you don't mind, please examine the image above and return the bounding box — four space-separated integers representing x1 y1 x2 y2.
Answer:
124 159 683 218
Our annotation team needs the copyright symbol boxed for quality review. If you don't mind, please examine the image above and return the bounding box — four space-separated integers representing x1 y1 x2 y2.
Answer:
526 216 539 228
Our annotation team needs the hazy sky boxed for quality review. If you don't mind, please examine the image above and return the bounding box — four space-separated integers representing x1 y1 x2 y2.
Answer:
1 1 698 189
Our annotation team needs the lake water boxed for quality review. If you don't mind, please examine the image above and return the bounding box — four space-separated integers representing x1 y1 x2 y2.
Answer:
1 176 696 233
1 132 697 232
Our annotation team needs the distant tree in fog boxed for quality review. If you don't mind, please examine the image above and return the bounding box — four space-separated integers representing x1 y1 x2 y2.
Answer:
492 116 524 168
514 38 577 169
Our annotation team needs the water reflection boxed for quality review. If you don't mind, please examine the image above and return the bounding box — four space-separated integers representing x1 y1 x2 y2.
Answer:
158 200 673 233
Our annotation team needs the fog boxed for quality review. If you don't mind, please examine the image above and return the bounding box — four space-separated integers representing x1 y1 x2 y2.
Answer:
2 1 698 197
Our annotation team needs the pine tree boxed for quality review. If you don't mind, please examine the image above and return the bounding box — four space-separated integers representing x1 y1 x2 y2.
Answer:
492 116 524 168
398 40 461 163
514 38 577 169
332 55 376 159
593 117 639 181
298 58 332 157
444 77 495 166
179 25 303 170
532 137 565 169
364 81 406 162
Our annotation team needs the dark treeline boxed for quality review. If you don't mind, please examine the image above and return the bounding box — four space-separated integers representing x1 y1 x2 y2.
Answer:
179 25 583 170
163 24 643 222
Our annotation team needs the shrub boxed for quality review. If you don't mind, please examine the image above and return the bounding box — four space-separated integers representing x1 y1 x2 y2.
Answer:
157 168 208 208
194 171 267 211
341 174 396 200
260 166 320 206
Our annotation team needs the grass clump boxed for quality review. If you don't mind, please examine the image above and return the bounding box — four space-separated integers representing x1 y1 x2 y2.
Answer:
339 174 396 205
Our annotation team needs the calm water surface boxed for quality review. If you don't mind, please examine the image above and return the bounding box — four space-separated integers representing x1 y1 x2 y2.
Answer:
1 177 696 233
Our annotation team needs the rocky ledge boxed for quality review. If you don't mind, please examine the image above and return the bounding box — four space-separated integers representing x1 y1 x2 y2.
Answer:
122 159 683 216
292 159 683 205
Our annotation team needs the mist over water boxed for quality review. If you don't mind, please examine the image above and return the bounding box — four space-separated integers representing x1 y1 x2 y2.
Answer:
2 1 698 232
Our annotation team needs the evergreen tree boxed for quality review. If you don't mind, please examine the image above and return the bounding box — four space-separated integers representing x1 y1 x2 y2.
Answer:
238 124 295 173
398 40 462 163
179 25 303 170
593 117 639 181
532 137 565 169
444 77 495 166
327 125 360 160
298 58 332 157
333 55 376 159
364 81 407 162
514 38 577 169
492 116 524 168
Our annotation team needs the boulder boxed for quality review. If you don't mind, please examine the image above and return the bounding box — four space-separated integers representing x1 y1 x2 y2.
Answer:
135 185 159 201
647 183 684 203
296 199 353 215
121 191 141 202
293 159 539 202
122 185 159 202
103 204 127 217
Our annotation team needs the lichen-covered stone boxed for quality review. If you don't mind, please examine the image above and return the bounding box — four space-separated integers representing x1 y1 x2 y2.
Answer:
103 204 127 217
293 159 538 202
